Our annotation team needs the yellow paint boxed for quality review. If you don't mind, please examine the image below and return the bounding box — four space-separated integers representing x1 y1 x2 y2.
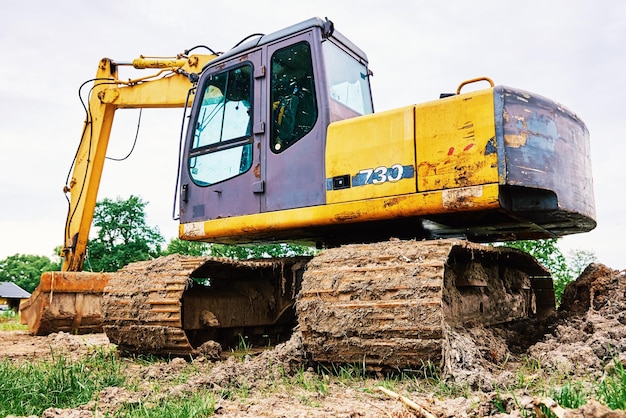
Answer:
181 88 506 243
415 88 498 191
325 106 416 204
180 184 501 242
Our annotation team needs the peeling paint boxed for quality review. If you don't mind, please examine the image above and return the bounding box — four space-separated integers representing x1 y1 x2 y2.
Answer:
182 222 205 238
484 137 497 155
504 132 528 148
442 186 484 210
383 197 402 208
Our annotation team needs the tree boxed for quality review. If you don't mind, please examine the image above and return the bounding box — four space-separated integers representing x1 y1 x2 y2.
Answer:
499 238 596 303
164 239 211 256
164 238 317 259
207 243 317 259
0 254 61 293
566 248 596 278
86 195 164 272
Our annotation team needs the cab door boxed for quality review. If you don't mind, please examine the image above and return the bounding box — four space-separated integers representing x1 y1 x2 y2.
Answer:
261 32 326 212
179 51 264 223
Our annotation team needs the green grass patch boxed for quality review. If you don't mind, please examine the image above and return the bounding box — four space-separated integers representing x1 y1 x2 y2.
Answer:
551 381 589 409
597 359 626 410
0 310 28 331
0 348 126 417
114 391 217 417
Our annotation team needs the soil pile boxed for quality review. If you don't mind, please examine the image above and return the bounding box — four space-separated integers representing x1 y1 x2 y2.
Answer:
443 264 626 385
530 264 626 378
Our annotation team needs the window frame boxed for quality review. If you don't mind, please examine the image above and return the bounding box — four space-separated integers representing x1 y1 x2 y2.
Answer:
269 40 318 154
187 62 255 187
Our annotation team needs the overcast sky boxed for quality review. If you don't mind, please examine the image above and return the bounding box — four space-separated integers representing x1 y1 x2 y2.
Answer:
1 0 624 270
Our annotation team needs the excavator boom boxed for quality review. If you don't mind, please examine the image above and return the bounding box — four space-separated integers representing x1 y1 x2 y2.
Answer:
61 53 216 271
21 52 215 334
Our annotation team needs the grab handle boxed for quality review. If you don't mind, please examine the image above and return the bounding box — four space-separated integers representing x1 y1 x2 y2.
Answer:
456 77 495 95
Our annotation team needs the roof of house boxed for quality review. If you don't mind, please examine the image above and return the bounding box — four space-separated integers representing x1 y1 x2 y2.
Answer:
0 282 31 298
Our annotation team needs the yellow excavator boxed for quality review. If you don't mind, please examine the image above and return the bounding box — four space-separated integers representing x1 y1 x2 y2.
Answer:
21 17 595 368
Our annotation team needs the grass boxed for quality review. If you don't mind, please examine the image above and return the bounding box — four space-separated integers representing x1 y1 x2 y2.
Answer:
230 334 252 361
551 381 588 409
490 356 626 417
0 331 624 417
0 310 28 331
294 367 329 395
113 392 217 417
597 359 626 410
0 347 125 417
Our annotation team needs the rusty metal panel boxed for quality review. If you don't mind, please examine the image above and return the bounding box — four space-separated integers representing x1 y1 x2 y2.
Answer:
497 86 595 224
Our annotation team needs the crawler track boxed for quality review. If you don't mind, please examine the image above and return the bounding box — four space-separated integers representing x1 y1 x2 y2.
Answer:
102 254 309 356
296 240 554 369
32 241 553 367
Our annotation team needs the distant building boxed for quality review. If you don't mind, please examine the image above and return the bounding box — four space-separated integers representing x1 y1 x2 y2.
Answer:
0 282 31 311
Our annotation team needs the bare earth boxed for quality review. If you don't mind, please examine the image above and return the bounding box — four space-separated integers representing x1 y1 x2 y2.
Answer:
2 263 626 418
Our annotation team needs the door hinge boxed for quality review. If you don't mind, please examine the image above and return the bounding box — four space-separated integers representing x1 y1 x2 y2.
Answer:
253 180 265 193
254 66 266 78
253 121 265 135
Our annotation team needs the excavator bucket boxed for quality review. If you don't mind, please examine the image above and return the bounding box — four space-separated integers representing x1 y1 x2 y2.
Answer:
20 272 109 335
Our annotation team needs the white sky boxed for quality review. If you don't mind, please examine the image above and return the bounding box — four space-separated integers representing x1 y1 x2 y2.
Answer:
1 0 624 269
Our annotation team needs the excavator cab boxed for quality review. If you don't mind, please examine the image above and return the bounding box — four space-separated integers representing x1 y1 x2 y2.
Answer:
179 18 372 226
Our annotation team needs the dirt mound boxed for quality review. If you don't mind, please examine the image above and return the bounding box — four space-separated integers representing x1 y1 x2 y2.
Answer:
559 263 626 318
443 263 626 390
0 331 110 363
167 331 306 396
529 264 626 378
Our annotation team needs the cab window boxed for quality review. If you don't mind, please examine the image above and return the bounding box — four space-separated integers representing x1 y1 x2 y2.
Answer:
322 41 373 119
189 64 253 185
270 42 317 153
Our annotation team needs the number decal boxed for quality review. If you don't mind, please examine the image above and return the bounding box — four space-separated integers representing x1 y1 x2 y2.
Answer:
387 164 404 182
371 166 387 184
352 164 415 187
358 168 374 184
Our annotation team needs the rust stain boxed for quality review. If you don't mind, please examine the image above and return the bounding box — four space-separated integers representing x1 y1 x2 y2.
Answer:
442 186 483 210
503 111 529 148
383 197 401 208
417 161 438 183
335 211 361 222
253 163 261 178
